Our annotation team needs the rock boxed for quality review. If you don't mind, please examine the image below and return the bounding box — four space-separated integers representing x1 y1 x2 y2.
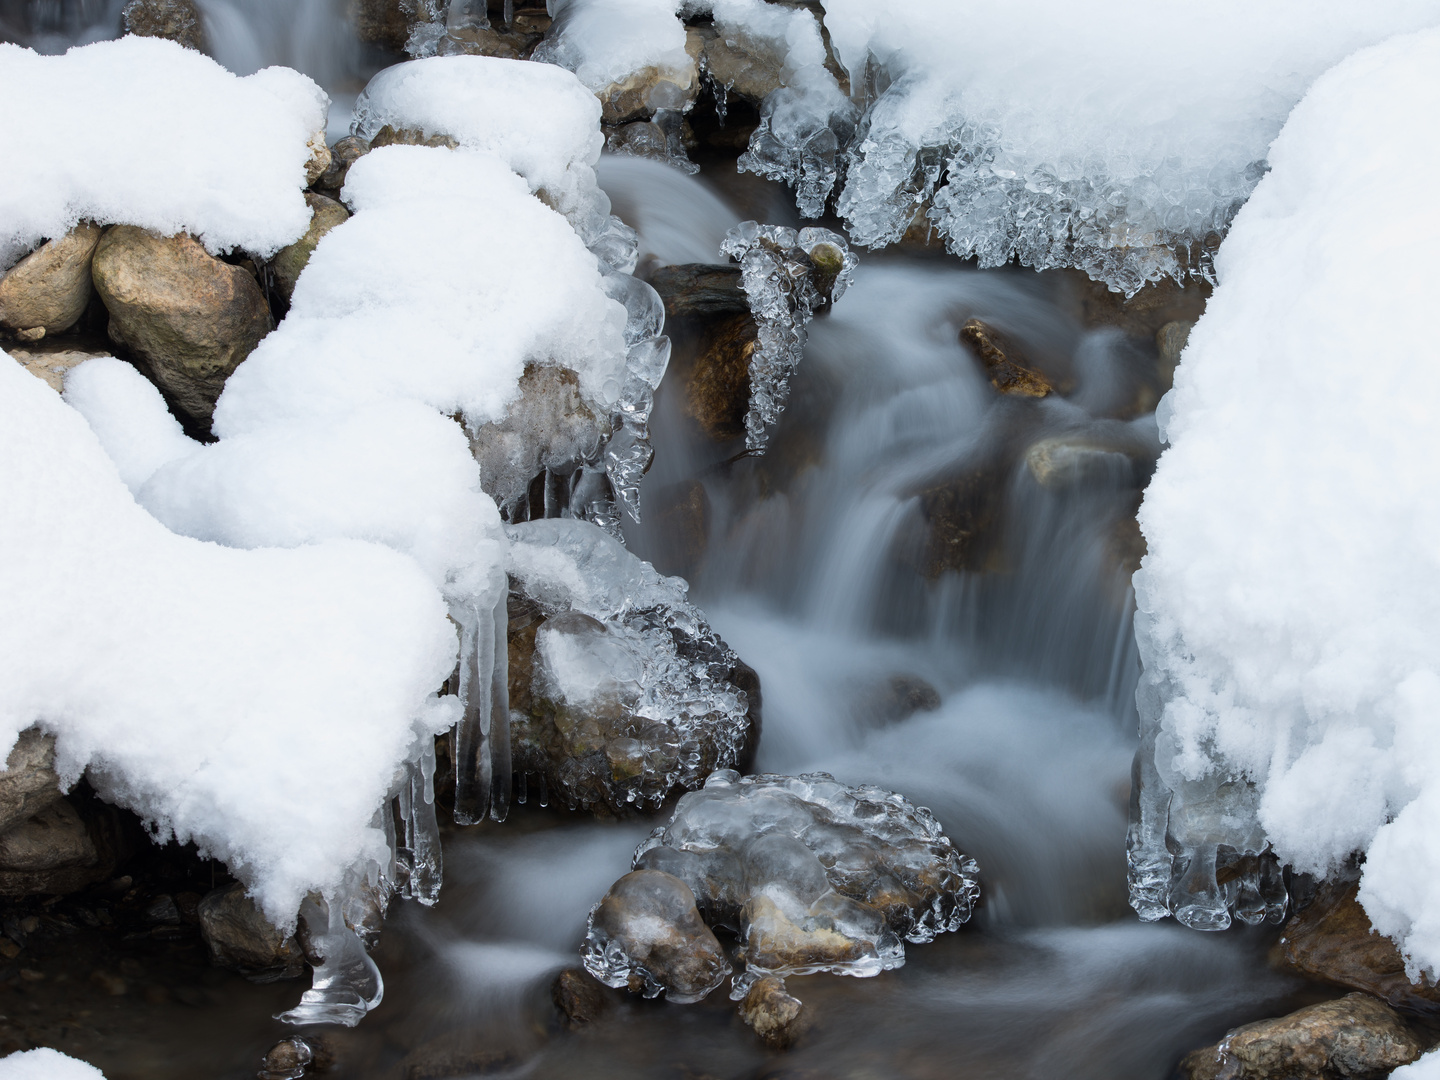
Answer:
0 730 63 835
1179 993 1422 1080
369 124 458 151
739 974 806 1049
1278 880 1440 1014
691 23 784 105
650 263 750 322
6 345 113 393
349 0 411 52
1156 318 1193 392
644 478 711 580
595 63 699 125
0 799 107 897
0 223 104 336
1067 270 1210 342
121 0 206 51
196 882 305 982
858 674 942 727
314 135 370 196
304 132 332 187
582 869 732 1003
959 318 1053 397
91 226 273 427
741 892 872 972
269 193 350 302
1024 435 1147 491
551 966 616 1027
468 363 608 520
911 465 1008 577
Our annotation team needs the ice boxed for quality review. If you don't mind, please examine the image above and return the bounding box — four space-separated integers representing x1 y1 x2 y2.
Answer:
0 1049 106 1079
280 880 387 1027
720 222 857 451
588 769 979 997
0 37 325 269
506 518 753 812
533 0 692 102
1127 27 1440 974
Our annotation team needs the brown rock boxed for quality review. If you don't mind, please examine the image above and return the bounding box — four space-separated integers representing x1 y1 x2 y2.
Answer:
1067 270 1210 341
1279 880 1440 1014
7 345 112 393
959 318 1053 398
0 223 103 336
740 974 806 1049
911 466 1006 577
645 478 711 579
369 124 458 150
650 263 750 322
121 0 206 51
1024 435 1145 492
551 966 615 1026
596 63 699 125
740 894 869 973
304 132 332 187
269 193 350 302
1179 993 1421 1080
314 135 371 196
349 0 412 52
0 799 108 897
197 882 305 982
91 226 273 427
685 313 757 441
0 730 63 835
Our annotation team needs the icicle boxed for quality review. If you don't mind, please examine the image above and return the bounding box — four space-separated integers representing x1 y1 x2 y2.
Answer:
502 0 513 27
401 742 443 903
279 888 384 1027
451 597 494 825
487 586 511 823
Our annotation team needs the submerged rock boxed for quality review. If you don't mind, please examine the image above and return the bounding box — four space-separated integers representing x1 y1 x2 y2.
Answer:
1179 993 1421 1080
0 729 63 835
197 882 306 982
506 518 758 816
269 193 350 302
0 223 103 337
959 318 1054 398
91 226 273 427
1024 435 1151 492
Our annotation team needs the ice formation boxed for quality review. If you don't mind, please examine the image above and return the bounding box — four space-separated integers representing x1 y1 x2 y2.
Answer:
0 1049 106 1079
583 769 979 997
1128 27 1440 974
506 518 753 813
0 36 324 268
721 221 856 451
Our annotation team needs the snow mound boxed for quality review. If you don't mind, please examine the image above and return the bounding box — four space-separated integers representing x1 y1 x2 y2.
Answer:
0 1049 106 1080
0 36 325 268
1128 28 1440 976
0 353 458 927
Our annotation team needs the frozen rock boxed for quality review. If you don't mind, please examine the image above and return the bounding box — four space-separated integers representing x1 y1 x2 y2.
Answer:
581 868 731 1003
506 518 758 814
268 194 350 303
720 222 857 451
121 0 206 52
738 973 805 1049
0 730 63 835
197 882 306 982
91 226 273 427
0 223 103 337
1180 993 1422 1080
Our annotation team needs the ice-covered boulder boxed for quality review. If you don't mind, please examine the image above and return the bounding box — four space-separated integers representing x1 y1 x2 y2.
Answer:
506 518 759 814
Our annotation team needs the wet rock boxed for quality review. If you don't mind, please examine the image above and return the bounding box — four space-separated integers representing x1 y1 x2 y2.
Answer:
692 22 784 105
0 799 107 897
0 730 63 835
959 318 1053 398
313 135 370 196
645 478 711 580
1024 435 1148 492
269 193 350 302
468 363 608 520
6 344 113 393
260 1035 330 1080
91 226 273 427
912 464 1008 577
551 966 616 1027
1067 270 1210 342
197 882 305 982
857 674 942 727
1179 993 1421 1080
121 0 206 51
506 518 759 816
1156 318 1193 392
1278 880 1440 1014
582 869 731 1003
739 974 806 1049
650 264 750 322
430 22 545 61
0 223 104 337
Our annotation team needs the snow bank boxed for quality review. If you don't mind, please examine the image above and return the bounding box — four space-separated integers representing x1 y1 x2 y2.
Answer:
0 36 325 268
0 353 458 926
1129 28 1440 973
0 1049 106 1080
819 0 1440 293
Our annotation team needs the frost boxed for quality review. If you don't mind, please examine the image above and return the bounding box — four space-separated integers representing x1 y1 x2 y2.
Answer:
721 222 856 451
1127 28 1440 974
0 37 325 268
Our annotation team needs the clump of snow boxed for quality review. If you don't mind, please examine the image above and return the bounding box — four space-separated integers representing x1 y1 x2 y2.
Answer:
535 0 692 96
817 0 1440 294
0 352 458 927
1128 28 1440 976
0 1049 106 1080
0 36 325 268
61 358 194 494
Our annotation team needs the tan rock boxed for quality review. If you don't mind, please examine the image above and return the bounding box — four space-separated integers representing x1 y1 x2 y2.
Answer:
1180 993 1421 1080
304 132 332 187
959 318 1053 398
369 124 458 150
1024 436 1142 491
7 345 112 393
92 226 273 426
740 974 806 1049
0 730 63 835
269 193 350 302
740 893 869 973
0 223 103 335
121 0 206 51
197 882 305 982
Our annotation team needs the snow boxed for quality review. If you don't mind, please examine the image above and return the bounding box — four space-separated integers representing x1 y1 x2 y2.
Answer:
61 358 194 494
535 0 692 95
1394 1050 1440 1080
0 1049 106 1080
1129 28 1440 973
0 352 458 927
0 36 325 269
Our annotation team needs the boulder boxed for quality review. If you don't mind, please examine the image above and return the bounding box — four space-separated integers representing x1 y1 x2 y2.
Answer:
959 318 1054 398
121 0 206 51
582 869 732 1003
269 193 350 302
1278 880 1440 1014
0 222 103 336
1179 993 1422 1080
349 0 412 52
691 23 783 106
0 799 107 898
197 882 306 982
739 974 806 1049
91 226 273 426
313 135 371 196
551 966 617 1027
0 729 63 835
7 345 113 393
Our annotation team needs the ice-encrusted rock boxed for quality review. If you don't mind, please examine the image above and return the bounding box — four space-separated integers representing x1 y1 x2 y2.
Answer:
506 518 758 815
582 769 979 1006
721 222 856 451
0 223 103 338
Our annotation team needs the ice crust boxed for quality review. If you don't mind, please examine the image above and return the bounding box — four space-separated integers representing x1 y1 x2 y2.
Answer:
1128 27 1440 976
0 36 325 268
0 1049 107 1079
